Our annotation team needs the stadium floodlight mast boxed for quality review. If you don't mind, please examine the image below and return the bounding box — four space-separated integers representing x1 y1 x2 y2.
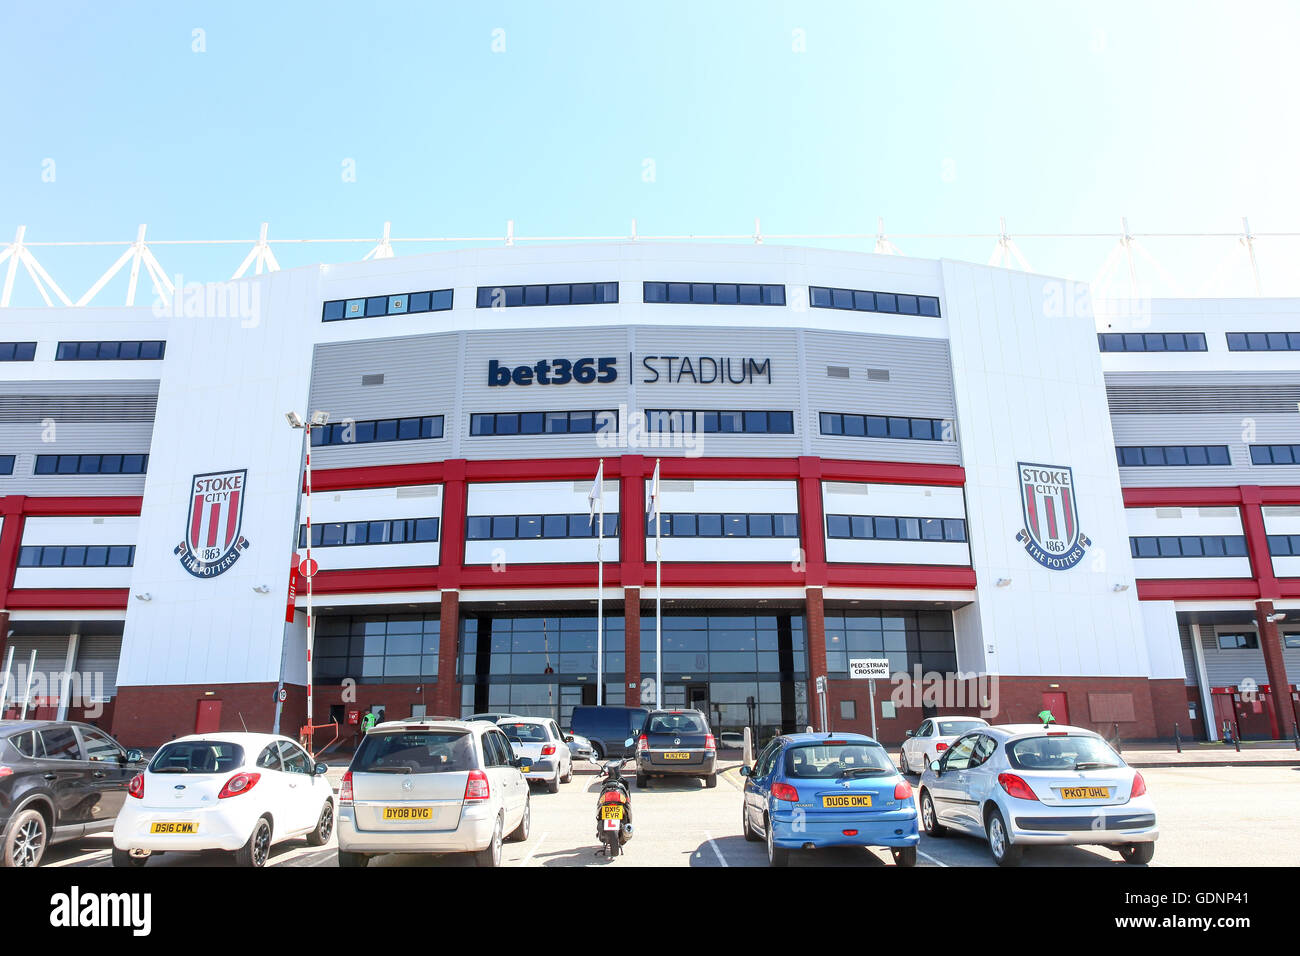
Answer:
276 409 329 751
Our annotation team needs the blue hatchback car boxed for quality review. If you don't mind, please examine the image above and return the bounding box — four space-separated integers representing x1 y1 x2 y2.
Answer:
740 732 919 866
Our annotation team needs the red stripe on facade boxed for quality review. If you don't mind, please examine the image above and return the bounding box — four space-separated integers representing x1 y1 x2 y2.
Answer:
1135 578 1261 601
5 589 130 610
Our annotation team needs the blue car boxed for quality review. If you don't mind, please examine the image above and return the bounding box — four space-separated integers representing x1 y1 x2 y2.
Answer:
740 732 919 866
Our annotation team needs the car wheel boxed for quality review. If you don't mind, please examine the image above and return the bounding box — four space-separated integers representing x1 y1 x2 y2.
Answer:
235 816 273 868
590 743 604 761
920 790 946 837
337 850 369 868
636 773 648 788
2 808 48 868
891 846 917 867
561 760 573 784
546 772 560 794
1120 842 1155 865
474 815 504 868
306 800 334 847
111 848 148 868
765 815 789 867
705 773 718 789
986 808 1022 867
509 796 531 842
743 805 761 842
898 750 908 774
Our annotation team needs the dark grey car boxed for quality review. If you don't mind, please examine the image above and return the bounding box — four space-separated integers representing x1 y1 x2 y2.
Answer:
0 720 145 867
635 709 718 788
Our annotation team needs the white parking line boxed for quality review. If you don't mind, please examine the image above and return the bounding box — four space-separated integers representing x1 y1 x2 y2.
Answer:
46 849 110 868
520 832 548 867
917 849 949 867
703 831 728 867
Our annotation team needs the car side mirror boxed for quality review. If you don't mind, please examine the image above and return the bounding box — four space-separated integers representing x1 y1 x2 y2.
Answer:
126 749 145 765
739 766 752 777
564 735 574 743
512 756 532 772
904 730 913 738
314 762 329 776
929 760 942 774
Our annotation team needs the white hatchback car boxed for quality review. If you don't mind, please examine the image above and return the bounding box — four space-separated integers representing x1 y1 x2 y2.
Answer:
918 723 1158 866
496 717 573 792
898 715 989 774
112 733 335 868
336 719 531 868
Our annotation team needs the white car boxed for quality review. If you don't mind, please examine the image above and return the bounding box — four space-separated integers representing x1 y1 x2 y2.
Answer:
498 717 573 793
112 733 335 868
898 715 989 774
336 718 531 867
918 723 1158 866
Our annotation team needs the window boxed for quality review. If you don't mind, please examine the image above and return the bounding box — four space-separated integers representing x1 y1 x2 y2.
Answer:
1266 535 1300 556
1116 445 1231 467
468 513 618 540
825 514 967 542
1249 445 1300 465
277 741 312 774
819 412 949 442
322 289 453 322
1283 634 1300 649
0 455 13 475
34 454 148 475
1217 632 1258 650
1097 332 1207 352
477 282 618 308
809 286 941 317
1226 332 1300 351
40 727 81 760
645 409 794 434
313 415 443 446
839 700 856 720
18 545 136 567
940 735 978 771
313 613 441 684
0 342 36 361
55 340 165 360
470 409 617 437
79 728 124 762
256 745 282 770
1129 535 1246 558
299 517 439 548
642 281 785 306
648 513 798 538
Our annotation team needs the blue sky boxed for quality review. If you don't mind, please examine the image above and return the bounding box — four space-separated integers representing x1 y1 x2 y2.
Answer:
2 1 1298 305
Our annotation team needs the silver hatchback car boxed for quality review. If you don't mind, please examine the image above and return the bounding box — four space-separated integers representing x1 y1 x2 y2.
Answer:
337 719 532 867
918 723 1158 866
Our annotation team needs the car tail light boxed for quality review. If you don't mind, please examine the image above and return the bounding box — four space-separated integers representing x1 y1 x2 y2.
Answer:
637 735 648 753
1130 771 1147 798
997 773 1039 801
894 780 913 800
339 770 353 805
0 766 12 779
127 773 144 799
704 735 716 751
771 782 799 802
601 790 627 804
842 829 858 836
934 742 949 752
217 772 260 799
541 745 556 756
464 769 490 802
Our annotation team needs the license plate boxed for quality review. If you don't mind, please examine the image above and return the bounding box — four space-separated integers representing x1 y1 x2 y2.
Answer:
382 806 433 820
821 794 873 809
663 752 690 760
149 821 198 834
600 805 624 820
1060 787 1110 800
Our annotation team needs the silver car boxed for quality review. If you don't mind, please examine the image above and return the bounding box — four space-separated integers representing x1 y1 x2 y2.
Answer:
917 723 1158 866
337 719 532 868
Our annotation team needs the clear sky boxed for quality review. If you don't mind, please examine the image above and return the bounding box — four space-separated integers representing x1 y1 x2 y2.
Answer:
2 0 1298 305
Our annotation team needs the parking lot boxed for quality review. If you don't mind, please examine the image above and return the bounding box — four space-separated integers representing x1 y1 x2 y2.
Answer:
38 762 1300 869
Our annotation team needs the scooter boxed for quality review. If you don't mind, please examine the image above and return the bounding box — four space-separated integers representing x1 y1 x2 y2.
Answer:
595 736 636 858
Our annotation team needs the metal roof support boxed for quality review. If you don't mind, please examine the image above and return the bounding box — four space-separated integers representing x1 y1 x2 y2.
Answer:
233 222 282 278
1241 217 1262 296
361 221 394 261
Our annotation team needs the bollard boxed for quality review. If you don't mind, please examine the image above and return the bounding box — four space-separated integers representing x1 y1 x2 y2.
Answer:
1111 721 1122 754
1174 722 1182 754
1293 721 1299 752
1234 722 1241 753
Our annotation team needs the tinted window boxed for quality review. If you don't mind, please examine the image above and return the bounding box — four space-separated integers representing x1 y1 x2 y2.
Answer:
6 730 42 758
784 742 894 777
80 728 124 762
645 712 708 734
150 740 245 773
353 731 474 773
936 719 986 736
40 727 81 760
278 740 312 774
1005 735 1122 771
500 722 551 743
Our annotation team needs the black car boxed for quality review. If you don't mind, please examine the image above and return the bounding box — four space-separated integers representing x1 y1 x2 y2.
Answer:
569 706 649 761
635 709 717 788
0 720 144 867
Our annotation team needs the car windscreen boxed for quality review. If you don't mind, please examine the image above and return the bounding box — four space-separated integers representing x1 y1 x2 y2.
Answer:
1006 735 1124 772
149 741 245 774
645 713 708 735
937 719 986 736
784 742 895 778
500 722 550 743
353 731 475 773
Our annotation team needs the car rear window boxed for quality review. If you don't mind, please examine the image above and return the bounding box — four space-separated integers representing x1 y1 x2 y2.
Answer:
150 741 245 774
785 742 894 778
937 719 986 735
353 731 474 773
1006 735 1123 771
5 730 41 759
500 722 550 743
645 713 708 735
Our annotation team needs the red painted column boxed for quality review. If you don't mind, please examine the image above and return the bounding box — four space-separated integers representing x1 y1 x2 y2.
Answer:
1240 486 1279 600
434 461 467 717
619 454 646 585
0 497 26 686
623 587 641 704
796 456 826 587
1255 600 1296 739
435 590 462 718
805 586 827 729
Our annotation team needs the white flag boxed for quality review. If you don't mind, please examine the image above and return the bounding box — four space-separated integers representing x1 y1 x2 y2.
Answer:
647 459 661 522
588 460 604 528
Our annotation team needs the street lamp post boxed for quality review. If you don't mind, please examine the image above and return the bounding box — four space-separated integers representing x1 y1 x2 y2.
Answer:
284 409 328 752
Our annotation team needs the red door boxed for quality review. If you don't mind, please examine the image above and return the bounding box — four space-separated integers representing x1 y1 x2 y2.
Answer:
195 699 222 734
1040 692 1069 725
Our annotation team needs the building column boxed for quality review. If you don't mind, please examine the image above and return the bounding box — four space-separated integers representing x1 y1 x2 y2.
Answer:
0 497 27 684
1255 600 1296 739
435 590 461 718
1188 623 1218 742
56 629 79 721
805 586 827 730
624 588 641 706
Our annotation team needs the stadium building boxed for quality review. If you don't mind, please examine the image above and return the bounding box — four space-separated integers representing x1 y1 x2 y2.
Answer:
0 244 1296 747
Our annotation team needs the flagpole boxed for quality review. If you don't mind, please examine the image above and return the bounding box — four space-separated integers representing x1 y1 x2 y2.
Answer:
596 459 604 707
654 459 663 711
